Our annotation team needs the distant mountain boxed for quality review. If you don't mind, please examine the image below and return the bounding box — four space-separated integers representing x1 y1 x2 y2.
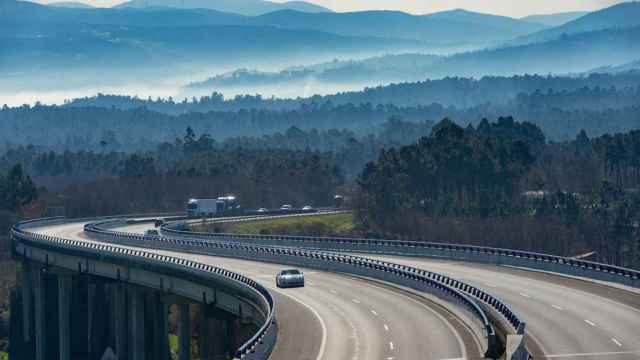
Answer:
0 2 428 79
115 0 332 16
426 8 545 31
520 11 588 27
516 2 640 45
47 1 94 8
248 9 547 46
3 1 547 48
587 59 640 74
430 26 640 78
187 53 442 90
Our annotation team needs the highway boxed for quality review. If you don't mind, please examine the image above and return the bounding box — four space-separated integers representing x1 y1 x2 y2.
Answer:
29 221 483 360
364 255 640 360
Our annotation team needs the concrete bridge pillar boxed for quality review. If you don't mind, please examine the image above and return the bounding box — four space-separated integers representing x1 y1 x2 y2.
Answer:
113 283 128 360
57 273 72 360
33 266 45 360
201 305 232 360
22 262 32 343
129 286 146 360
199 302 209 359
179 303 191 360
153 295 170 360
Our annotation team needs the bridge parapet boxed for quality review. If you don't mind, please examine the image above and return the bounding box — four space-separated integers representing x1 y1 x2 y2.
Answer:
12 217 278 360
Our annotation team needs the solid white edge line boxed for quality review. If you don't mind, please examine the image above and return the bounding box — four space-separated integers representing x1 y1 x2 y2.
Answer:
274 290 328 360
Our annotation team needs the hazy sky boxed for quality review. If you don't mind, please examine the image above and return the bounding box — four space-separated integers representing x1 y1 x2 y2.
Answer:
35 0 627 17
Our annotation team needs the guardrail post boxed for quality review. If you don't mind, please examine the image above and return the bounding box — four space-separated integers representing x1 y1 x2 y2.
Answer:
33 266 45 360
58 273 72 360
179 303 191 360
129 285 146 360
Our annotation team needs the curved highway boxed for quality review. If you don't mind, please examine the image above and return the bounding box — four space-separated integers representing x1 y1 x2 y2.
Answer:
362 256 640 360
28 220 484 360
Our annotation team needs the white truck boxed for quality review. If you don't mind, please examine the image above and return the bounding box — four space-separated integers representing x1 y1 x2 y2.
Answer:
186 197 238 218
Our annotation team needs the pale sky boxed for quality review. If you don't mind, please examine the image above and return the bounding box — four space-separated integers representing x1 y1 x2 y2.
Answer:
35 0 628 18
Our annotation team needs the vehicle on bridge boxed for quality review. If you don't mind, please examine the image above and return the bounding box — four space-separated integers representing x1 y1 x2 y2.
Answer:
280 204 293 211
187 196 240 218
144 229 160 236
276 269 305 288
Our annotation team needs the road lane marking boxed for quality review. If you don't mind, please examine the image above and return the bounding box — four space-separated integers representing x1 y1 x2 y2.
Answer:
371 309 379 316
352 299 360 304
389 341 394 351
583 320 596 327
484 282 497 288
551 304 564 310
383 324 389 331
273 291 327 360
611 338 622 347
329 289 337 294
546 350 640 358
519 292 531 298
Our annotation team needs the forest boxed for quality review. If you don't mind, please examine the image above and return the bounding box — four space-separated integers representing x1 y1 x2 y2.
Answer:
2 72 640 152
356 118 640 269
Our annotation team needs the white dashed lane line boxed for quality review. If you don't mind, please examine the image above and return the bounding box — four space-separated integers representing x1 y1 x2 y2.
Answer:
519 292 531 298
611 338 623 347
551 304 564 311
352 299 361 304
584 319 597 327
371 309 379 316
389 341 395 351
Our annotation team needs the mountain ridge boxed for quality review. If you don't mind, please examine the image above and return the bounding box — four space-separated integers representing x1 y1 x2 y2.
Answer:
114 0 332 16
514 1 640 45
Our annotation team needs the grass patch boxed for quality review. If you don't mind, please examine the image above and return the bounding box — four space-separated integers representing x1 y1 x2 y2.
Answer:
213 213 356 236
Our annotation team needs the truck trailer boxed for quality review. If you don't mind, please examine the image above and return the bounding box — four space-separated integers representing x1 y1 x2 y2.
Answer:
186 197 239 218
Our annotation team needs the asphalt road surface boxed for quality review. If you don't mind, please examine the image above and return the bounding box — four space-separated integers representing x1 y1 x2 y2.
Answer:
29 221 481 360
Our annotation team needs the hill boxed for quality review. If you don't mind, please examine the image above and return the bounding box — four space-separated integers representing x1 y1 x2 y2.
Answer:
247 9 547 46
115 0 332 15
520 11 588 27
429 26 640 78
47 1 94 8
515 2 640 45
2 1 545 48
587 59 640 74
187 25 640 96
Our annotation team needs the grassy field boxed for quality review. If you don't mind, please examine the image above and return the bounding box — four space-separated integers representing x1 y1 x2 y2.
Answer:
212 212 357 236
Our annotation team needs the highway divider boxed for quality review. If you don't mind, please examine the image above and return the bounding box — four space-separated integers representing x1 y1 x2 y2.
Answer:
87 218 520 359
164 214 640 289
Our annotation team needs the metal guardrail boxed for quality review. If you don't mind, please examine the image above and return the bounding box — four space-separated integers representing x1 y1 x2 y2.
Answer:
11 217 278 360
164 214 640 288
88 219 509 358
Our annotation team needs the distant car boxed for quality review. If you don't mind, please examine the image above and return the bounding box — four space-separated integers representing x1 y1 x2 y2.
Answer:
144 229 160 236
276 269 305 288
154 219 165 227
302 205 313 211
257 208 268 213
280 204 293 211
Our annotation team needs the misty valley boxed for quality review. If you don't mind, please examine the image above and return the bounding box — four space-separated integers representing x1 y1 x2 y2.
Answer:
1 1 640 360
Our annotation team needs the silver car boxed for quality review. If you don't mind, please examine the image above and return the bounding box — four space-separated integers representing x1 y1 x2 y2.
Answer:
276 269 305 288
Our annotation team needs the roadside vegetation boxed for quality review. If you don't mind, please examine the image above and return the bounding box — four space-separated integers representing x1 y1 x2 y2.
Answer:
211 212 357 237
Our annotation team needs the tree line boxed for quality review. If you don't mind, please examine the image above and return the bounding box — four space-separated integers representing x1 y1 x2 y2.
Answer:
356 118 640 269
2 83 638 153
